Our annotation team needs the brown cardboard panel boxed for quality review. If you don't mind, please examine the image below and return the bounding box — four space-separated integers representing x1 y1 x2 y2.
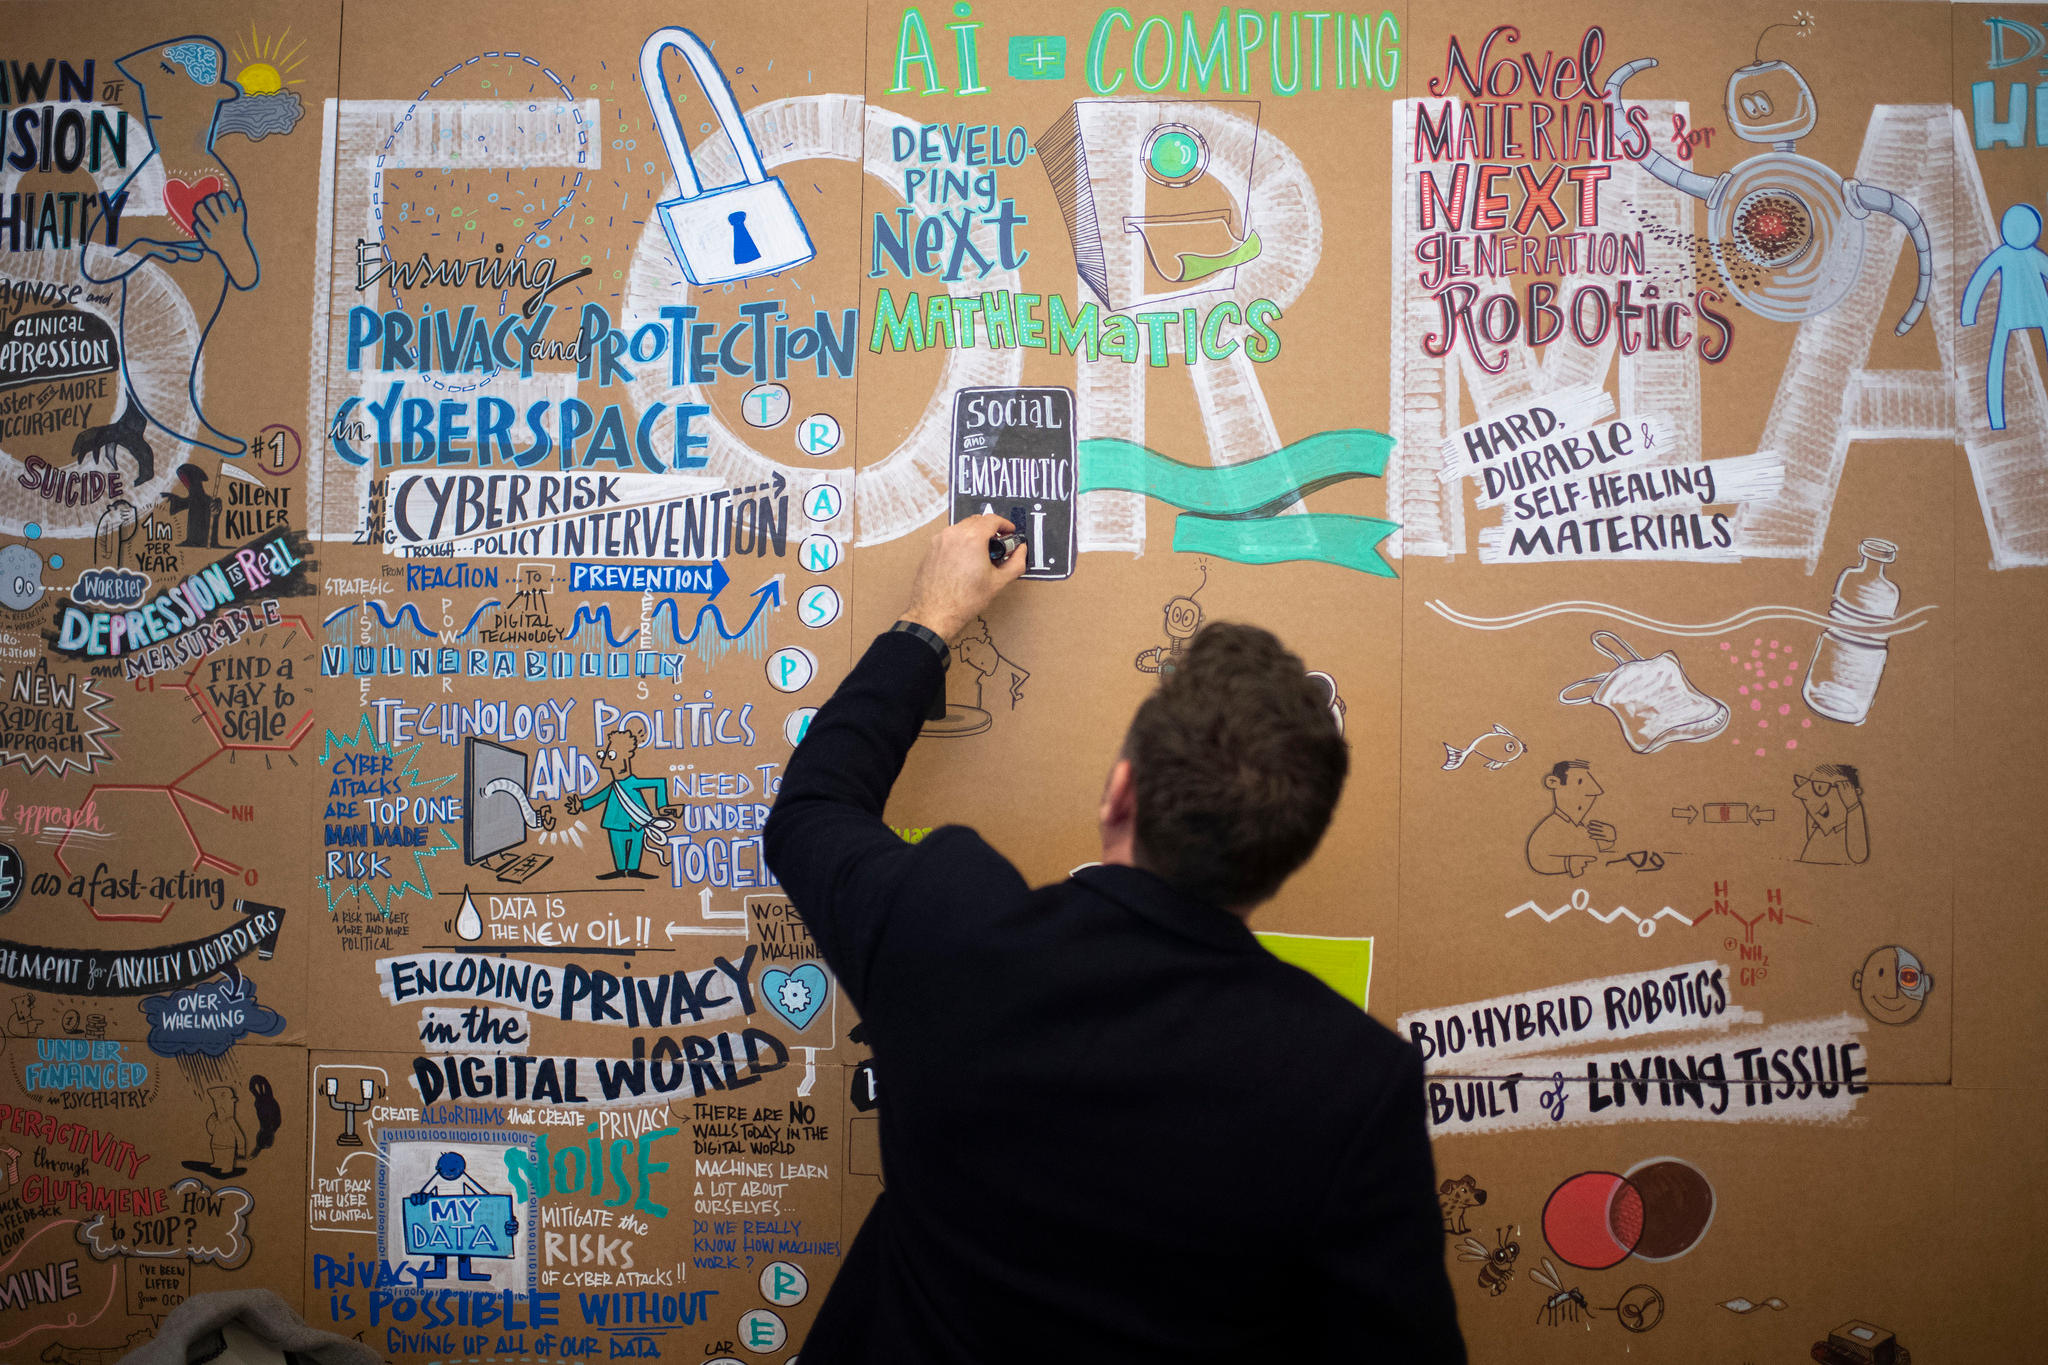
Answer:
1950 461 2048 1090
300 0 865 1052
0 1034 310 1352
303 1047 844 1362
1949 4 2048 1093
1391 3 1957 1080
0 1 341 1043
851 0 1409 965
0 4 2045 1364
1946 1085 2048 1361
1430 1079 1954 1364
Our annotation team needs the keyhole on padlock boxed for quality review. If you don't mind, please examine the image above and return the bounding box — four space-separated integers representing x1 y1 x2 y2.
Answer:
729 211 761 265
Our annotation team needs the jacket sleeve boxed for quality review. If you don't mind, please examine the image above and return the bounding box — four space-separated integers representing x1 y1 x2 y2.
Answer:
762 629 946 1005
1309 1044 1467 1362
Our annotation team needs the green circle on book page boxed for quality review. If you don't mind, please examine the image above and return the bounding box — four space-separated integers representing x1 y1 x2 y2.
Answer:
1151 131 1198 175
1150 131 1200 177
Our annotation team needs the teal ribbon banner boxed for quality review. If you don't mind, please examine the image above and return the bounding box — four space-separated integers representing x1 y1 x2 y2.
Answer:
1076 431 1400 577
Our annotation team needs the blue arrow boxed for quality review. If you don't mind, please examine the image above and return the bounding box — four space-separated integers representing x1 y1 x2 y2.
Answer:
652 577 781 646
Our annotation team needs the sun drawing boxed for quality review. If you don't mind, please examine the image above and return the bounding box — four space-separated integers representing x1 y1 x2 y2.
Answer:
229 23 306 95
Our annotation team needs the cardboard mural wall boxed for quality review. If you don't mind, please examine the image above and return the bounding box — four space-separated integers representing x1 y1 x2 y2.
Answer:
0 1 2042 1360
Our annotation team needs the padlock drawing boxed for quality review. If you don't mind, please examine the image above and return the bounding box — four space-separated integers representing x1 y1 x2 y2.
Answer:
1558 631 1730 755
640 27 814 286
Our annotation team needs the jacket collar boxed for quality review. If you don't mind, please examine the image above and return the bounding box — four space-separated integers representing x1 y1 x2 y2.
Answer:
1071 864 1260 952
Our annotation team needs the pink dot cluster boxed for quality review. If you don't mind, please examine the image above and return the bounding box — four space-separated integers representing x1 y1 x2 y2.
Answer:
1720 637 1807 757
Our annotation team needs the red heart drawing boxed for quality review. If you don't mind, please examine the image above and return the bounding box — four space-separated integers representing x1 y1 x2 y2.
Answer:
163 176 225 236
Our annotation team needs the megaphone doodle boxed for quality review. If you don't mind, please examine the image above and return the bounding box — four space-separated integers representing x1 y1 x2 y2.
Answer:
640 27 815 286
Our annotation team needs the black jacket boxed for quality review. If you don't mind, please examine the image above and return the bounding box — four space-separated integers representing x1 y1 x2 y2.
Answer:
763 630 1465 1364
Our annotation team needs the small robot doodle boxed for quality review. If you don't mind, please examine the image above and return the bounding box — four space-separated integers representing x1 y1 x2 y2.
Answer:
1135 562 1208 674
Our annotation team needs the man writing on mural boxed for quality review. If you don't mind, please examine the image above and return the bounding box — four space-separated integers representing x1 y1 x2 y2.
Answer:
764 514 1464 1364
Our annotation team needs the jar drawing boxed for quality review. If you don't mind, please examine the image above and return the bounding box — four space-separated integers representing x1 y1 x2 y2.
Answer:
1803 538 1900 725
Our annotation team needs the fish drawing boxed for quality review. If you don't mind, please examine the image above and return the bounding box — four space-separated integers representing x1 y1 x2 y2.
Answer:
1443 725 1526 771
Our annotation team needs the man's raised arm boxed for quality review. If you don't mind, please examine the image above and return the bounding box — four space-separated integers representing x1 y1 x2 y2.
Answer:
763 515 1027 998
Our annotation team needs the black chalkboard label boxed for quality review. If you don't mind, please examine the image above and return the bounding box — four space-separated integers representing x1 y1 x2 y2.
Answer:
949 386 1077 581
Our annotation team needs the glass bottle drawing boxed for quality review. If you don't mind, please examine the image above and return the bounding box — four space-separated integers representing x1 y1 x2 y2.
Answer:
1803 538 1900 725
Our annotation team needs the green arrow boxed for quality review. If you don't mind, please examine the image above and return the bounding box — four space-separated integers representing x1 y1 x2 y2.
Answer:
1078 430 1393 518
1077 431 1400 576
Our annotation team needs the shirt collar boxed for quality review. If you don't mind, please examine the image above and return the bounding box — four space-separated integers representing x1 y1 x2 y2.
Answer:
1071 864 1260 952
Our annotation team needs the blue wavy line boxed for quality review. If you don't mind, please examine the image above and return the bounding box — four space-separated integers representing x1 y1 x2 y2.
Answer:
320 604 358 628
565 604 640 648
455 599 501 641
366 601 433 636
651 594 773 646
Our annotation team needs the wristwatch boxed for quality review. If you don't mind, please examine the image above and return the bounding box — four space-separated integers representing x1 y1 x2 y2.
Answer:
888 619 950 668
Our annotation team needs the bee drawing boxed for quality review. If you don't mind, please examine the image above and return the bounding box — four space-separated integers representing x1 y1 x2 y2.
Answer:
1458 1225 1520 1295
1531 1258 1592 1327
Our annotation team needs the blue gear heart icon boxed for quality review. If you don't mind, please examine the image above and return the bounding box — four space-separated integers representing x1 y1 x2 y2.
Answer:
762 964 830 1031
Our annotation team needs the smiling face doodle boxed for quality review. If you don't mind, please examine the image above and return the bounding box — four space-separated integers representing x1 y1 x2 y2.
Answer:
1852 945 1933 1026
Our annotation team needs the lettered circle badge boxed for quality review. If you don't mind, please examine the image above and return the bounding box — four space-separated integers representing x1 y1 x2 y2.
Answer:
738 1307 787 1352
743 383 792 428
803 482 843 522
759 1260 808 1305
767 647 816 693
798 585 840 629
795 413 841 456
783 708 817 746
799 533 841 573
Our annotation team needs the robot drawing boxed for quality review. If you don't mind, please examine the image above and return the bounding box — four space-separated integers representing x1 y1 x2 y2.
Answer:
1136 562 1208 674
1604 36 1931 336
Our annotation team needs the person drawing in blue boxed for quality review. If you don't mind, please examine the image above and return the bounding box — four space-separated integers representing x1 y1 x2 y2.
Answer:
408 1151 517 1283
1961 203 2048 431
81 36 259 459
565 721 678 880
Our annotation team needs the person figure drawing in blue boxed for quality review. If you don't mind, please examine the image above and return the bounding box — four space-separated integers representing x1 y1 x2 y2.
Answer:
409 1151 517 1283
1962 202 2048 431
82 36 261 459
565 720 679 880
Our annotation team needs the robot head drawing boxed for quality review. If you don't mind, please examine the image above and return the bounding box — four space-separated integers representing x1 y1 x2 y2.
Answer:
1725 61 1817 144
1162 561 1208 640
1727 15 1821 144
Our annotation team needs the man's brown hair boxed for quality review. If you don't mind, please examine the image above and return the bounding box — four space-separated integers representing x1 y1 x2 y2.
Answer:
1123 622 1348 909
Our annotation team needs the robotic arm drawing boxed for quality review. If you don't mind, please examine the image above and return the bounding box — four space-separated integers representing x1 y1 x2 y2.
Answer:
1604 56 1930 336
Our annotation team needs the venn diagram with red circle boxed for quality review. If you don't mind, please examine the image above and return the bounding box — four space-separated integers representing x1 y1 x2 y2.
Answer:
1541 1158 1715 1270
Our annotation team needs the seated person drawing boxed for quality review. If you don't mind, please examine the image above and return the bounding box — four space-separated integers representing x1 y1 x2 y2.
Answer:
1526 759 1616 876
1796 763 1870 865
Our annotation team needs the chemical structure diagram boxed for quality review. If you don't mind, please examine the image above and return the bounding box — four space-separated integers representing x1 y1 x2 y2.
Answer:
51 615 316 920
1692 881 1812 987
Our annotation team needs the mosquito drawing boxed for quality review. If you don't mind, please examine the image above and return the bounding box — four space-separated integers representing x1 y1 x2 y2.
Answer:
1531 1258 1592 1327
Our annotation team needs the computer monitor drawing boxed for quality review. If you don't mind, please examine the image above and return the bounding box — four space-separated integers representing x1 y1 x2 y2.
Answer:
463 738 551 881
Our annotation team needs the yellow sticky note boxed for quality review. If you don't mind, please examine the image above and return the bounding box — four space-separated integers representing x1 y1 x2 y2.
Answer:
1254 933 1374 1011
